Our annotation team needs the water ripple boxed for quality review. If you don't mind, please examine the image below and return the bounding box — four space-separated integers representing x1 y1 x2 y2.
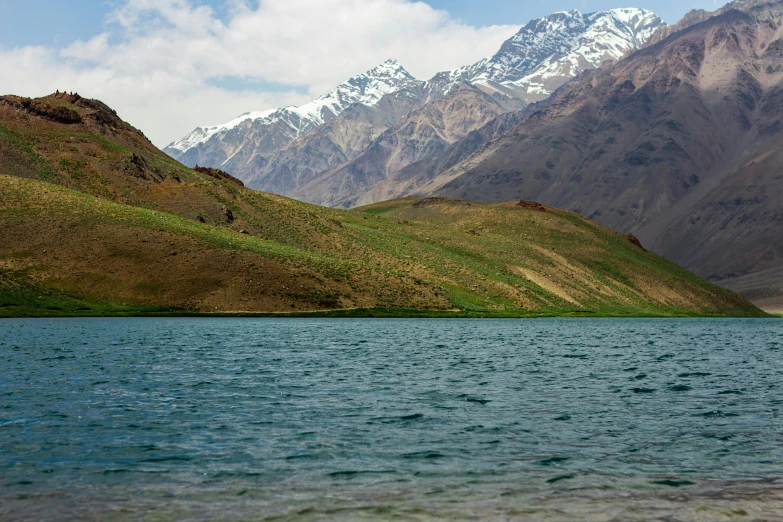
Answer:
1 317 782 519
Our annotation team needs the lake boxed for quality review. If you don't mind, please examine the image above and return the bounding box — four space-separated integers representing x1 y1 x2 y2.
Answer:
1 318 782 520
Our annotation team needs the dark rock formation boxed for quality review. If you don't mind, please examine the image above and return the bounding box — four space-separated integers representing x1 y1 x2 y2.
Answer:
221 205 234 223
624 234 645 251
119 153 165 182
194 165 244 187
1 96 83 124
517 200 547 212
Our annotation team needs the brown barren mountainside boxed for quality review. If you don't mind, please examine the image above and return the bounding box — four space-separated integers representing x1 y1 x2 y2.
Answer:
424 0 783 310
291 85 509 208
240 90 425 196
0 92 764 317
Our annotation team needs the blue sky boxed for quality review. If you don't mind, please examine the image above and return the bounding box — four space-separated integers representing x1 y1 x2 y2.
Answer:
427 0 720 26
0 0 720 48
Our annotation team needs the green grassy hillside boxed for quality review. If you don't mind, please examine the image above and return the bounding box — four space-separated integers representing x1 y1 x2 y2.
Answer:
0 93 766 317
0 175 763 317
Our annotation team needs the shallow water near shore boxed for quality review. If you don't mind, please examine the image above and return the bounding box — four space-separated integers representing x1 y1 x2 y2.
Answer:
2 318 782 520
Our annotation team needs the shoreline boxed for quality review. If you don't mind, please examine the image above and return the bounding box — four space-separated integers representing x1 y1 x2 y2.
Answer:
4 476 783 521
0 307 776 319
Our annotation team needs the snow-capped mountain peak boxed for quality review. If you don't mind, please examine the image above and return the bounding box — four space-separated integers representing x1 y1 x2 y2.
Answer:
364 58 416 81
426 8 664 102
306 58 420 122
166 59 421 154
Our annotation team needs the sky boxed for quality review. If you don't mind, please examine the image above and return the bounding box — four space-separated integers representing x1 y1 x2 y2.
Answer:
0 0 723 146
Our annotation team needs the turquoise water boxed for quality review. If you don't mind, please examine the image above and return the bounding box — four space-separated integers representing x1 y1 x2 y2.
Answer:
1 318 782 520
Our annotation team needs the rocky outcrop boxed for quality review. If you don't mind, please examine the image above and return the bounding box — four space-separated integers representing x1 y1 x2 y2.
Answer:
194 165 244 187
517 200 547 212
120 153 166 182
21 98 82 124
624 234 645 251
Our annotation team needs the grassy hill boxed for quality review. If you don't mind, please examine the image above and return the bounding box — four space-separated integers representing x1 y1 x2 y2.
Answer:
0 93 765 317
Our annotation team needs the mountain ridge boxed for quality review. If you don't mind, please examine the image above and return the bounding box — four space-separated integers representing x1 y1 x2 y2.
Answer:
426 8 663 104
166 59 420 152
164 7 665 199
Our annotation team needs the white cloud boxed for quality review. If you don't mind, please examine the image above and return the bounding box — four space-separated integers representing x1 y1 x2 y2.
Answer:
0 0 517 146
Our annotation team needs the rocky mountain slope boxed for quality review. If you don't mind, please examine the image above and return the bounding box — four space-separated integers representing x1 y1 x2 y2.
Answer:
290 84 509 207
325 77 584 209
164 59 424 170
164 8 664 201
235 87 426 196
423 0 783 309
0 93 761 317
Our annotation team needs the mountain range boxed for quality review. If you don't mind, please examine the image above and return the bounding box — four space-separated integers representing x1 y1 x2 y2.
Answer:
161 1 783 311
164 8 664 200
